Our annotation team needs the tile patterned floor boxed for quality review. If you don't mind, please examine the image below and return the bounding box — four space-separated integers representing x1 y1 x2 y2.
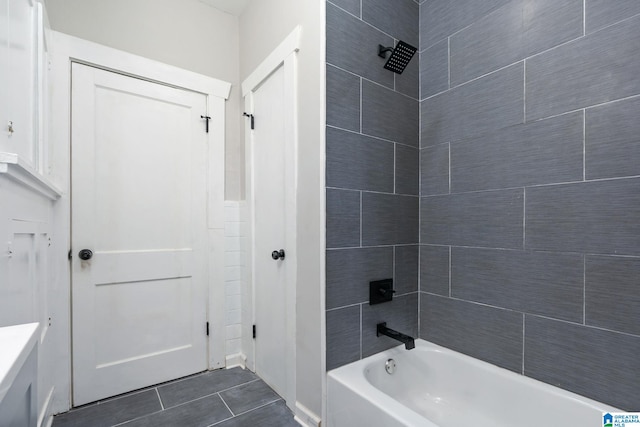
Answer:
52 368 299 427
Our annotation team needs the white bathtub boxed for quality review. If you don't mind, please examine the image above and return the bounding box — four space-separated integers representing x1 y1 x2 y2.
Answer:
327 339 619 427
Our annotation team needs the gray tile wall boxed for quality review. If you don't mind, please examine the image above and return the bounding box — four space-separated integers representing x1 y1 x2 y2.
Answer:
419 0 640 410
326 0 419 371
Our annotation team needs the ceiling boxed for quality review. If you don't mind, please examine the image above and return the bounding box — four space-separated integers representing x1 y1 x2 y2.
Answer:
198 0 250 16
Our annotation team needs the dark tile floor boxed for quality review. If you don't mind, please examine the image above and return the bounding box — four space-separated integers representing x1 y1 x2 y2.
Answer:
52 368 299 427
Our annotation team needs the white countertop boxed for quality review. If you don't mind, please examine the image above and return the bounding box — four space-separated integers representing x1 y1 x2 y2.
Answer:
0 323 39 403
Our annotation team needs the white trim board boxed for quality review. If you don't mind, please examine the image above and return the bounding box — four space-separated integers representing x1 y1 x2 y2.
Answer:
0 152 62 200
50 32 231 100
241 26 301 95
295 401 322 427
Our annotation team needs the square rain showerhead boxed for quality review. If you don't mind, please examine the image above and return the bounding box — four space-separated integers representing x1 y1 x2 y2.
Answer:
380 40 417 74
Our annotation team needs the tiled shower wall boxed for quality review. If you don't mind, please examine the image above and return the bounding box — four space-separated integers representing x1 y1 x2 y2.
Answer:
419 0 640 410
325 0 420 371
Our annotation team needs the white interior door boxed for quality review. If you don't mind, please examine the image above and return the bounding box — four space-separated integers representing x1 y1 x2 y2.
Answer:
251 63 295 403
71 63 209 405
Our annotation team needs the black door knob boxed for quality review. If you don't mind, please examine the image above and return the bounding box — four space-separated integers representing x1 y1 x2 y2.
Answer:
78 249 93 260
271 249 285 260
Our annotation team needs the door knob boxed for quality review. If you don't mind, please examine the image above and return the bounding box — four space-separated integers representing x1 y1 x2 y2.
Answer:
78 249 93 260
271 249 285 260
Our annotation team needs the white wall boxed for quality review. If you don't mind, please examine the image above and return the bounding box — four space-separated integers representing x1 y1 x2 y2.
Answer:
240 0 325 420
44 0 245 200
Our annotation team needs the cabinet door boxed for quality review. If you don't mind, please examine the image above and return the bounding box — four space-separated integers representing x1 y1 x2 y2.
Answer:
0 0 8 150
3 0 36 165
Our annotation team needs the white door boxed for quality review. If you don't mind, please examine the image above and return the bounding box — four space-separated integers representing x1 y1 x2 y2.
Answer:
251 63 294 402
71 63 209 405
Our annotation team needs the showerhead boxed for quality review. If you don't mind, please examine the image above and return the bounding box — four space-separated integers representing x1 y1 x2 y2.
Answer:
378 41 417 74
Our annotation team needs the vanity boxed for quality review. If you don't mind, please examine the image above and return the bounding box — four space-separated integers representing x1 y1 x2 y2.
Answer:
0 323 39 427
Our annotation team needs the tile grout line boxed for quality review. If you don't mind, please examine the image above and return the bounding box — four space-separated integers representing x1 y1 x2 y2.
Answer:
582 109 586 181
326 186 420 198
229 398 283 419
583 0 586 36
360 191 363 247
218 392 236 417
448 245 452 297
418 173 640 197
159 377 263 414
359 304 363 360
417 286 421 337
523 59 526 122
447 37 451 89
448 142 451 194
359 77 363 133
393 246 396 288
217 378 261 395
155 388 165 411
209 400 286 426
327 243 419 251
394 143 397 193
208 414 235 427
397 244 640 259
327 123 419 149
522 188 526 250
521 315 526 375
583 255 586 325
154 378 262 415
433 293 640 339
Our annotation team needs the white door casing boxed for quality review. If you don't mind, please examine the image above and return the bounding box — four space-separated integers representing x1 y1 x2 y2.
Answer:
49 32 229 412
243 27 299 410
71 63 211 405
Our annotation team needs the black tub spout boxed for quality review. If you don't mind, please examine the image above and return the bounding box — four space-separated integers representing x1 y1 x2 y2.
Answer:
376 322 415 350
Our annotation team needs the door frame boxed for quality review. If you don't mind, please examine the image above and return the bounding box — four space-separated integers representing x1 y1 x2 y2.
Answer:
49 31 230 407
242 26 300 409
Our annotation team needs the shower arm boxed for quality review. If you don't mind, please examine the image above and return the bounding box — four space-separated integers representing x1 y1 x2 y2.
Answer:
378 45 394 58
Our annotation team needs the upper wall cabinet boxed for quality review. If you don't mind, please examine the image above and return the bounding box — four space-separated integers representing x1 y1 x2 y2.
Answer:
0 0 58 198
0 0 42 171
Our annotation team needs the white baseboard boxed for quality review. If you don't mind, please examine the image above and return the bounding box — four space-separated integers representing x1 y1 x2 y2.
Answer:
38 386 55 427
225 352 247 369
294 401 322 427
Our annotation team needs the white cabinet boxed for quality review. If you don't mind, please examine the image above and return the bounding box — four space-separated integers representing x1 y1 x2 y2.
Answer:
0 323 39 427
0 0 40 171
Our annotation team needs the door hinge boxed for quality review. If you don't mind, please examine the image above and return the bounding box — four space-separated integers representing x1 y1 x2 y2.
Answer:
206 322 209 336
243 112 255 130
200 115 211 133
252 324 256 339
68 249 72 260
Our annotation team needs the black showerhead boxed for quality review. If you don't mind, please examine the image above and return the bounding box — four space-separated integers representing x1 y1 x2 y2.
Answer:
378 41 417 74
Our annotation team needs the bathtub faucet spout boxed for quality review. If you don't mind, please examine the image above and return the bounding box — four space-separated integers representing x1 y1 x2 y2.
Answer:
376 322 415 350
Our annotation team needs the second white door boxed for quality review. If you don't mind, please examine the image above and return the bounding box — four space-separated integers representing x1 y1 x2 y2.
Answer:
251 63 295 404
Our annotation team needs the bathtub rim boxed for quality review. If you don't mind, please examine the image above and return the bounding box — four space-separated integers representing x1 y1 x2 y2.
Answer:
327 343 434 427
327 338 622 426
